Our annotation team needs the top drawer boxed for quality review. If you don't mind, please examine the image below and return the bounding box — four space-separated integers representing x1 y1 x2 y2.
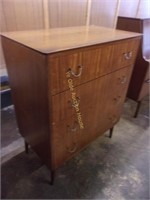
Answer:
48 38 140 95
111 39 140 69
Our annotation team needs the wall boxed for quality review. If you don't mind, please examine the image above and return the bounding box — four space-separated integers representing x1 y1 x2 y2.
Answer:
0 0 44 32
1 0 149 75
0 0 44 75
0 0 121 74
90 0 120 28
48 0 88 28
119 0 150 17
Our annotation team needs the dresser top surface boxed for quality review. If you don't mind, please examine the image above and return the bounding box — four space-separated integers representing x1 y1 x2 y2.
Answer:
1 26 141 54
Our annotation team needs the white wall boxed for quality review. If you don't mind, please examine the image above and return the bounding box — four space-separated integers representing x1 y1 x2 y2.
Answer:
90 0 120 28
1 0 150 75
119 0 150 17
0 0 120 74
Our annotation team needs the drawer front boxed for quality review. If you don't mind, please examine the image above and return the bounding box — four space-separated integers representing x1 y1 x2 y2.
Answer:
52 66 133 122
111 39 140 69
139 67 150 100
49 39 139 95
51 117 81 170
51 66 133 169
49 44 112 95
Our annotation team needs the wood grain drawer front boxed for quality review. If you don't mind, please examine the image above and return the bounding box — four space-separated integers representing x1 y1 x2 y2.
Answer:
49 39 139 95
52 66 133 123
139 67 150 100
52 117 81 169
49 45 113 95
51 66 132 169
111 39 140 69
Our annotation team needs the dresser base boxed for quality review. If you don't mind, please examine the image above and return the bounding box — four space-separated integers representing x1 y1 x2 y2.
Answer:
24 141 29 154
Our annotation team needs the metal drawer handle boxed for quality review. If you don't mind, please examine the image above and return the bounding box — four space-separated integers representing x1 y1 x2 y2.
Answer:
68 97 80 108
109 117 118 124
124 51 133 60
112 118 117 124
67 143 77 153
145 79 150 83
67 121 78 132
120 76 127 84
68 65 83 77
113 96 121 103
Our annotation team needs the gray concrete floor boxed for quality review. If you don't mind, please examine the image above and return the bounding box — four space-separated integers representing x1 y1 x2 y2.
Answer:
1 97 150 199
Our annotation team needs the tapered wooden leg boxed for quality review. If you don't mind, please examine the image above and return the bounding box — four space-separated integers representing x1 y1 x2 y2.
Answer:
50 170 55 185
109 127 114 138
134 101 141 118
25 141 29 154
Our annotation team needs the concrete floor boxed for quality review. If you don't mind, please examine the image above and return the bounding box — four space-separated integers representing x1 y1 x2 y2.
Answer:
1 97 150 199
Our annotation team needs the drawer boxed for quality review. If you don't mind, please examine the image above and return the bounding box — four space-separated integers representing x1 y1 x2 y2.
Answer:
52 102 121 170
111 38 140 69
51 97 128 170
52 117 82 169
139 67 150 100
52 66 133 123
49 44 113 95
49 39 139 95
52 104 120 170
51 66 133 169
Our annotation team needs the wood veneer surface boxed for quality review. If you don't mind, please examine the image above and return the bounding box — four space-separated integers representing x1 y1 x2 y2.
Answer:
1 26 141 54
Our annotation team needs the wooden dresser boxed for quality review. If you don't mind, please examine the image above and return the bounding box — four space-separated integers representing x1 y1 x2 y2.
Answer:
117 16 150 117
1 26 140 184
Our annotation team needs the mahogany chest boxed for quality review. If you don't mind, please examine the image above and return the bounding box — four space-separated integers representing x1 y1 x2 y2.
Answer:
1 26 141 184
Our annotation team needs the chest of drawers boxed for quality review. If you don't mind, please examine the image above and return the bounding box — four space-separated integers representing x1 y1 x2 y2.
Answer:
1 26 140 184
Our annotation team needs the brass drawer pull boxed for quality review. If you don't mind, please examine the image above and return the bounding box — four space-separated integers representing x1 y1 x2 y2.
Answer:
67 121 78 132
109 117 118 124
145 79 150 83
69 65 83 77
113 96 121 103
124 51 133 60
112 118 117 124
67 143 77 153
120 76 127 84
68 97 80 108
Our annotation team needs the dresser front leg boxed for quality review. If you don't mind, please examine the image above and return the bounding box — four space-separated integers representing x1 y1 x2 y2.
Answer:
24 140 29 154
50 170 55 185
109 127 114 138
134 101 141 118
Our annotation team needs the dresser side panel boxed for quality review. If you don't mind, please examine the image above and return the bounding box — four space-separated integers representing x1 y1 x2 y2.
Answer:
1 36 51 167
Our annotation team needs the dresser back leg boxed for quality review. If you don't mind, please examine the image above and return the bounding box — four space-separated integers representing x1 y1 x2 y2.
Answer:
50 170 55 185
109 127 114 138
24 141 29 154
134 101 141 118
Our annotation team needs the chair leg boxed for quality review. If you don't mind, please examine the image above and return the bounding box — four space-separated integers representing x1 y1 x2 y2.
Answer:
25 141 29 154
50 170 55 185
134 101 141 118
109 127 114 138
